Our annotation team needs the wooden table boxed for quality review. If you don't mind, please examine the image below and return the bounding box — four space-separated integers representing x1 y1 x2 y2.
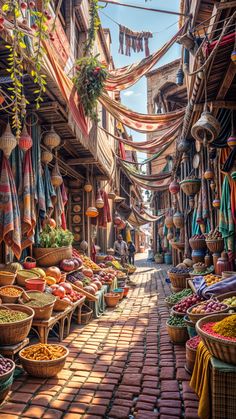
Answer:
31 297 85 343
0 338 29 360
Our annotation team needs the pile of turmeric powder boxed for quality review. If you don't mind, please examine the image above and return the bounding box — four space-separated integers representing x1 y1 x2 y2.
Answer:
213 315 236 338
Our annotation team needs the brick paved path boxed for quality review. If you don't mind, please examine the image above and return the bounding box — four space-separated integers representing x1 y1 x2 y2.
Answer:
0 257 199 419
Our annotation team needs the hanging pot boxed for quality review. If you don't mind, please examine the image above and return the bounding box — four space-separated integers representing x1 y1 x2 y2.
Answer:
0 122 17 158
95 191 104 209
84 181 93 193
51 162 63 187
177 138 191 153
231 50 236 63
180 178 201 196
86 207 99 218
43 127 61 150
169 179 180 195
18 125 33 152
173 212 184 229
191 111 221 143
165 216 174 229
108 191 116 200
204 168 214 180
213 198 220 209
177 32 195 50
41 150 53 164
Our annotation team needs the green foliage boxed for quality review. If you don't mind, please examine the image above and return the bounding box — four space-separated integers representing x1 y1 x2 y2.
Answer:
39 225 74 248
73 55 107 121
84 0 101 55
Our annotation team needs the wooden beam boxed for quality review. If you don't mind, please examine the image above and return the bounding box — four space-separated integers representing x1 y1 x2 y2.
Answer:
216 62 236 100
68 158 98 165
217 1 236 10
194 101 236 111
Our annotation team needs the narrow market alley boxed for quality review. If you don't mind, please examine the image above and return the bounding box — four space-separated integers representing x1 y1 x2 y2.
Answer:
0 255 199 419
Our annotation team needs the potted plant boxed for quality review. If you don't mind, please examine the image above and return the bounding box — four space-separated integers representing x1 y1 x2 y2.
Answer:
33 225 74 267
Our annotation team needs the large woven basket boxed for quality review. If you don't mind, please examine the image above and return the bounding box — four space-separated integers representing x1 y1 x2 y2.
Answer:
189 238 207 251
187 303 229 324
180 179 201 196
216 292 236 311
16 270 41 287
166 322 189 345
33 246 72 267
0 304 34 345
168 271 191 289
196 313 236 365
23 291 56 320
170 241 185 251
19 344 69 377
80 305 93 324
0 285 24 304
206 239 224 253
0 271 16 286
53 298 72 312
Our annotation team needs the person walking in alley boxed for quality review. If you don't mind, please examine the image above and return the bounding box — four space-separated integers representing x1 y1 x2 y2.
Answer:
128 241 136 265
114 234 128 265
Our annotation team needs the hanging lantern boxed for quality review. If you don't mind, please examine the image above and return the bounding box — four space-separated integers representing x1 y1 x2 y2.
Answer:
43 126 61 150
0 122 17 158
191 110 221 144
51 162 63 187
169 179 180 195
173 211 184 229
204 168 214 180
231 50 236 63
18 125 33 152
95 191 104 209
41 150 53 164
213 198 220 209
85 206 99 218
108 190 116 200
176 67 184 86
177 138 191 153
84 181 93 193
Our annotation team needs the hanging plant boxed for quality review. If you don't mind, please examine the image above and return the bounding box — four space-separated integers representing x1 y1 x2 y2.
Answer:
73 55 107 121
84 0 101 55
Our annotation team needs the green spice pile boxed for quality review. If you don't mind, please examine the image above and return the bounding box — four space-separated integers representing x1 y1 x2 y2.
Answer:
166 289 192 305
25 292 55 308
167 315 186 327
0 309 28 323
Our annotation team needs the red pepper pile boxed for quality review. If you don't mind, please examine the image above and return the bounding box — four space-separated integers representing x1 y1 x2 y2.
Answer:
186 335 201 350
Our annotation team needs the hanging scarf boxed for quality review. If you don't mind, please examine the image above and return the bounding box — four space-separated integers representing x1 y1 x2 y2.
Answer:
43 165 56 213
119 25 152 57
0 155 21 259
219 176 235 251
18 150 37 250
94 190 111 228
61 183 68 230
53 185 64 227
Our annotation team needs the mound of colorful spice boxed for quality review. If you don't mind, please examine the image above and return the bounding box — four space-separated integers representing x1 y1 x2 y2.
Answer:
202 315 236 341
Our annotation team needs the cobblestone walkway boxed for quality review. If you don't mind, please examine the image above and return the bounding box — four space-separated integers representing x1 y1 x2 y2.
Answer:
0 257 199 419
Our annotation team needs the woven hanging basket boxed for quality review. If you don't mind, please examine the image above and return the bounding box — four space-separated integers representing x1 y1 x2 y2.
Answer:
191 111 221 143
19 125 33 152
173 212 184 229
180 179 201 196
51 162 63 187
84 182 93 193
0 122 17 158
43 127 61 150
41 150 53 164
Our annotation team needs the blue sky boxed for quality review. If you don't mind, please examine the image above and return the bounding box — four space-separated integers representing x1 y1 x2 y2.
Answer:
100 0 181 158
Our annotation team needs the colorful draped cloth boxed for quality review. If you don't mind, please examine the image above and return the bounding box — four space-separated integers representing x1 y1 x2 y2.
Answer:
0 155 21 259
219 176 235 251
119 159 171 181
190 342 211 419
54 185 64 227
97 190 111 228
61 183 68 230
44 165 56 213
99 93 185 133
197 178 209 223
18 150 36 250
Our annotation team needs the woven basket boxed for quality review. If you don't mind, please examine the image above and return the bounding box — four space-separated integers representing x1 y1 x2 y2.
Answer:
19 345 69 377
53 298 72 312
80 305 93 324
33 246 72 267
0 285 24 304
189 238 207 251
206 239 224 253
24 291 56 320
170 241 185 251
0 359 15 384
104 293 120 307
16 270 41 287
185 342 197 373
0 272 16 287
196 313 236 365
180 179 201 196
0 304 34 345
171 307 186 317
187 303 229 324
168 271 191 289
166 322 189 345
216 292 236 311
165 298 176 309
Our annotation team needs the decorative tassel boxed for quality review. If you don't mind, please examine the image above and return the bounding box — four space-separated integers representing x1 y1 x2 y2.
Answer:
118 25 153 57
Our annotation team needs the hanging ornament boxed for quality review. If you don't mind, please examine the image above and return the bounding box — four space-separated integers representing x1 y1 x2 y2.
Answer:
177 32 195 51
204 168 214 180
41 150 53 164
213 198 220 209
108 190 116 200
177 138 191 153
176 66 184 86
169 179 180 195
43 126 61 150
231 50 236 63
95 190 104 209
84 181 93 193
51 161 63 187
80 240 88 252
18 125 33 152
0 122 17 158
191 109 221 144
85 207 99 218
227 112 236 148
173 211 184 229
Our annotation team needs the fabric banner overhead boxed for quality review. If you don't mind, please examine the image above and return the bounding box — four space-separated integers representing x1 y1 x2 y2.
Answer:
119 159 171 181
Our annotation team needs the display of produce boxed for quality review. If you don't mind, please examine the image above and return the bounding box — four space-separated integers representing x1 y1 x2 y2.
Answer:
38 226 74 248
80 255 100 271
204 274 222 286
106 260 123 270
0 308 29 323
193 262 207 273
168 267 193 274
205 229 222 240
222 296 236 307
60 258 82 272
190 300 228 314
186 335 201 350
166 289 192 305
201 315 236 341
167 315 186 327
50 283 83 303
21 344 67 360
24 292 55 307
0 358 14 376
173 294 202 314
0 287 22 297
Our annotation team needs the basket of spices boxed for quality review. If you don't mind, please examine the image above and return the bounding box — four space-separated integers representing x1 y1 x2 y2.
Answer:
166 315 189 345
165 289 193 309
185 336 201 373
19 343 69 377
0 286 24 304
0 357 15 403
196 313 236 365
0 304 34 345
0 271 16 286
22 291 56 320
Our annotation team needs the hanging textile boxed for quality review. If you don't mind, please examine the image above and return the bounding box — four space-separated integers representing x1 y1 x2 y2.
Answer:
119 25 153 57
18 150 37 250
61 183 68 230
99 93 185 133
196 176 209 223
219 176 235 251
119 159 171 181
105 24 186 91
118 138 176 165
53 185 64 227
98 190 111 228
43 165 56 214
0 155 21 259
128 175 170 191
